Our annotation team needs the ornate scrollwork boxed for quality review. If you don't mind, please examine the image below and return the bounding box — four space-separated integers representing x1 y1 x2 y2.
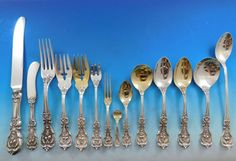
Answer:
136 117 147 147
157 113 169 149
91 121 102 149
59 117 72 150
75 116 88 151
122 124 131 147
41 112 55 151
178 113 190 148
27 120 37 150
104 125 112 148
221 120 233 148
7 117 22 155
200 115 212 148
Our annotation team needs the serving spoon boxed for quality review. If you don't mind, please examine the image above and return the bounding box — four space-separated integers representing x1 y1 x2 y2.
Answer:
215 32 233 149
193 58 220 148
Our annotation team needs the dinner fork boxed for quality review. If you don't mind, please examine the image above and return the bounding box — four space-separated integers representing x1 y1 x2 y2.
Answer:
73 56 89 151
103 74 112 148
91 64 103 149
39 39 55 151
55 54 72 150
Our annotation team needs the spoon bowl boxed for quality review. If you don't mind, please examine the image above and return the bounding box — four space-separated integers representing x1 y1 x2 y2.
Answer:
174 57 192 92
154 57 172 91
215 32 233 64
119 81 133 106
193 58 220 91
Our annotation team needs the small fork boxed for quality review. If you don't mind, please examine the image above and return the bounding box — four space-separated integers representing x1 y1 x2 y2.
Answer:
39 39 55 151
55 54 72 150
91 64 103 149
103 74 113 148
73 56 89 151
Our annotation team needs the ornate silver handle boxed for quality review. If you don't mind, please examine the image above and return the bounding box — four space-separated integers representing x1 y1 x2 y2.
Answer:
27 100 37 150
75 115 88 151
41 82 55 151
157 91 169 149
122 107 131 147
59 94 72 150
91 121 102 149
136 116 147 147
104 108 112 148
114 123 120 147
178 92 190 148
201 91 212 148
7 91 23 155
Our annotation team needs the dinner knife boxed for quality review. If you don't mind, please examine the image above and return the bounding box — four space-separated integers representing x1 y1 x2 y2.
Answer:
26 61 40 150
7 16 25 155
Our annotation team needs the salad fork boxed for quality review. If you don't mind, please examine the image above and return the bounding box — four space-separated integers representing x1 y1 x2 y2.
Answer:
39 39 56 151
73 56 89 151
55 54 72 150
91 64 103 149
103 74 112 148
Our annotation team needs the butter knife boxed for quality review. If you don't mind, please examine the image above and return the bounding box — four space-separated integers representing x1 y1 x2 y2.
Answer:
7 16 25 155
26 62 40 150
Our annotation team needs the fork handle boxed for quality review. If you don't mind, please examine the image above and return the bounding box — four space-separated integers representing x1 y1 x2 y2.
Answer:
7 91 23 155
43 81 50 113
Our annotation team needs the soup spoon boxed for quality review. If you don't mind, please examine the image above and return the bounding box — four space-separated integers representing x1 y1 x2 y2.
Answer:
215 32 233 149
131 65 153 147
154 57 172 149
193 58 220 148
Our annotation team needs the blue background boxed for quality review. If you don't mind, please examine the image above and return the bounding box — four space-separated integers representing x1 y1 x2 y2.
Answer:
0 0 236 160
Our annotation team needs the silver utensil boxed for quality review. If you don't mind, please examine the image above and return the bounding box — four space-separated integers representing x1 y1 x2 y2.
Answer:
113 110 122 147
154 57 172 149
73 56 90 151
27 61 40 150
131 65 153 147
91 64 103 149
55 55 72 150
194 58 220 148
7 16 25 155
174 58 192 148
103 74 113 148
215 32 233 149
39 39 56 151
119 81 133 147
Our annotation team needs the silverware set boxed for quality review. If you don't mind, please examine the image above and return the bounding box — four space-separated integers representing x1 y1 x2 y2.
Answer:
7 17 234 155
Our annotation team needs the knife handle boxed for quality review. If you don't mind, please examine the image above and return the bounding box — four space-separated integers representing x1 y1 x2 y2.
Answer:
7 91 23 155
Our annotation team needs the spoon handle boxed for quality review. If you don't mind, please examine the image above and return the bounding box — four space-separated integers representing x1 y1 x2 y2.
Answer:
157 92 169 149
221 64 233 148
201 91 212 148
122 107 131 147
114 123 120 147
178 92 190 148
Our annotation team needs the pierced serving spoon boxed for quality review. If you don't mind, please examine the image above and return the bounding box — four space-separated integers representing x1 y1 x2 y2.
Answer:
119 81 133 147
131 64 153 147
174 57 192 148
154 57 172 149
194 58 220 148
113 110 122 147
215 32 233 149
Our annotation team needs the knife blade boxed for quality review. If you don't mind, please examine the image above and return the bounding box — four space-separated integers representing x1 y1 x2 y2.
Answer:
27 62 40 100
11 16 25 90
7 16 25 155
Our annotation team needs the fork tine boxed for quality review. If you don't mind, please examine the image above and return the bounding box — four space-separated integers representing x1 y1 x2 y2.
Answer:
78 56 81 75
42 39 48 69
59 55 63 74
104 73 107 98
98 64 101 75
55 54 59 75
45 39 51 70
48 39 55 69
63 54 67 73
39 39 44 69
109 75 112 98
73 56 77 71
81 56 85 75
84 55 89 70
67 54 71 70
